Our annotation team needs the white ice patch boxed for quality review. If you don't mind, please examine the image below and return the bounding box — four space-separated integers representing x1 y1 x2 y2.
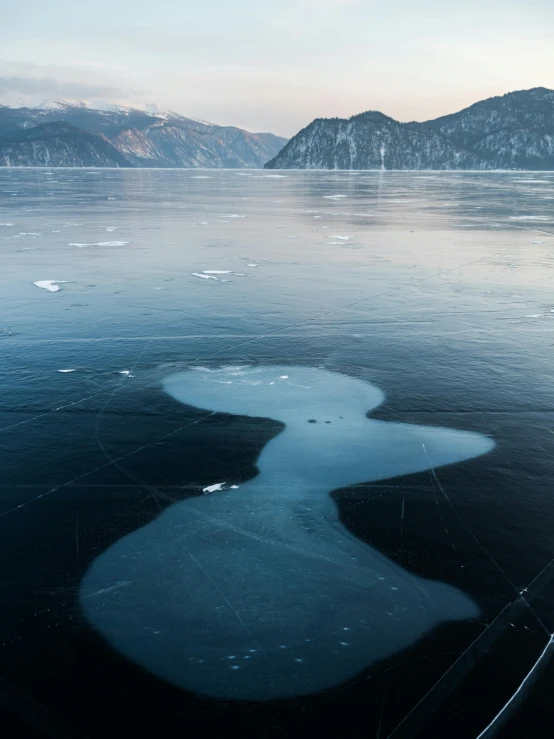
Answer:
33 280 67 293
246 263 258 267
219 214 245 218
328 235 351 241
81 365 494 702
324 195 347 199
69 241 129 247
193 273 218 280
0 223 14 226
202 271 232 275
203 482 226 494
509 216 551 221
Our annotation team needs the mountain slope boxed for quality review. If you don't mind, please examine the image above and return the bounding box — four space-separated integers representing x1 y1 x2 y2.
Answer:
265 88 554 170
0 103 288 168
265 111 485 170
0 122 130 167
424 87 554 169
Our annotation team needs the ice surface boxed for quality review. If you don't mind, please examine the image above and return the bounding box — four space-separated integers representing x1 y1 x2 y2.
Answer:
81 366 493 701
192 273 218 280
33 280 67 292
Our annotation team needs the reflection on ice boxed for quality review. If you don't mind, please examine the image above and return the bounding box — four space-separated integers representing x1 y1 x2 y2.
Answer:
81 366 494 700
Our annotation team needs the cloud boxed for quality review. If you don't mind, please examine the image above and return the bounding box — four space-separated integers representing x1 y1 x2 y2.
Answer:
0 60 147 108
0 76 129 99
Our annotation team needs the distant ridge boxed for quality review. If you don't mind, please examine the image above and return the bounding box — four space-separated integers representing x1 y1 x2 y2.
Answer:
0 102 288 168
265 88 554 170
0 121 129 167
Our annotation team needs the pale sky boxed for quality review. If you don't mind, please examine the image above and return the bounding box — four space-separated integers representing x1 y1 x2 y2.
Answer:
1 0 553 136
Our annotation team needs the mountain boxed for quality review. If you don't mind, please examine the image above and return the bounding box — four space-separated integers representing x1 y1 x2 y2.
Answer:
265 88 554 170
423 87 554 170
265 111 484 170
0 121 130 167
0 102 288 168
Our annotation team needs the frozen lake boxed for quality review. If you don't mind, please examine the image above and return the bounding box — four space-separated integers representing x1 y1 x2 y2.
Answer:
1 169 554 738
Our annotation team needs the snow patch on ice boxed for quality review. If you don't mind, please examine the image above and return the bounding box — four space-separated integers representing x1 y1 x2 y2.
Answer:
509 216 550 221
69 241 129 247
203 482 226 494
33 280 67 293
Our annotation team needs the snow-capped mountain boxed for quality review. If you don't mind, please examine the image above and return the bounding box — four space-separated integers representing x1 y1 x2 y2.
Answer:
0 102 288 168
265 88 554 170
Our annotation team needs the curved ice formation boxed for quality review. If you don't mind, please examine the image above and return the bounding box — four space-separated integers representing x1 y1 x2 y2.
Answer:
80 366 494 701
